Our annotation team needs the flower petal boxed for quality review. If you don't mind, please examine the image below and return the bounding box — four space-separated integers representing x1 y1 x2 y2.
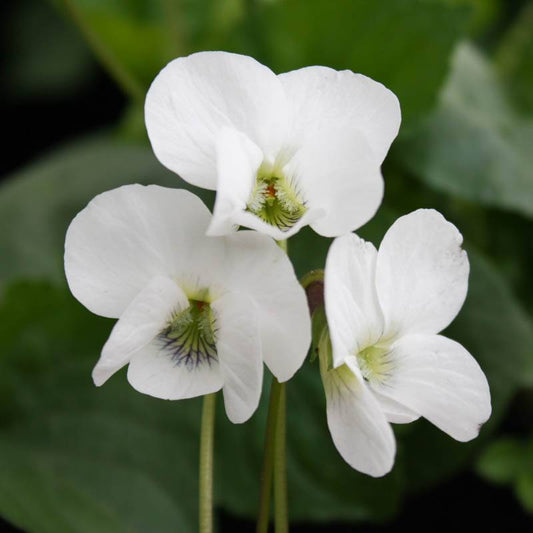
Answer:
279 66 401 164
127 295 223 401
93 276 187 386
372 334 491 441
222 231 311 382
375 209 469 336
322 357 396 477
207 127 264 236
325 234 384 366
145 51 288 189
287 128 384 237
230 206 324 240
65 185 211 318
373 391 420 424
212 292 263 423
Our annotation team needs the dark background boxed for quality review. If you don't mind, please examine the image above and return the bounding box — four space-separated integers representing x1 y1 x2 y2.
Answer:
1 0 532 531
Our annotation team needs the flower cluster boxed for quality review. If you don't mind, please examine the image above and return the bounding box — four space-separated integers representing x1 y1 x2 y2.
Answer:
65 52 491 480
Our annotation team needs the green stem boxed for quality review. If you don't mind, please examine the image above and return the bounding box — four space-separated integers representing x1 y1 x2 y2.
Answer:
199 393 217 533
274 382 288 533
60 0 145 103
256 379 283 533
256 238 290 532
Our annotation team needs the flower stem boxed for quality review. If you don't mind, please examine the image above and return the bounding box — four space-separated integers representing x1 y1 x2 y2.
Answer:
199 393 217 533
256 378 282 533
274 381 288 533
256 238 290 532
60 0 145 103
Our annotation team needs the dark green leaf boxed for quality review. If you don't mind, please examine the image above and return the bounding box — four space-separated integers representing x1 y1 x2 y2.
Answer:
516 472 533 513
52 0 247 92
496 3 533 115
256 0 470 124
396 43 533 218
476 437 525 484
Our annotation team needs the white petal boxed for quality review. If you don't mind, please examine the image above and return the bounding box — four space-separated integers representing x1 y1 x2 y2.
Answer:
373 391 420 424
279 66 401 164
93 276 187 386
127 316 223 401
207 127 264 236
65 185 211 318
325 234 384 367
145 51 288 189
222 231 311 382
287 128 384 237
372 334 491 441
322 357 396 477
230 206 325 240
212 292 263 423
375 209 469 336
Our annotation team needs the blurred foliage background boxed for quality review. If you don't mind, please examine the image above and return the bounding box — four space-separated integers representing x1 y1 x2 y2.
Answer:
1 0 532 531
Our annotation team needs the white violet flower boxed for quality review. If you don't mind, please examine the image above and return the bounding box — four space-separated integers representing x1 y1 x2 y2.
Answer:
145 51 400 239
321 209 491 476
64 185 310 423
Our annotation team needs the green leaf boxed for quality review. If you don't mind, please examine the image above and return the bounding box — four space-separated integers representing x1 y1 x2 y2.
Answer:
496 3 533 115
396 42 533 218
477 434 533 514
52 0 177 91
0 135 213 288
52 0 247 93
476 437 525 484
255 0 470 124
516 471 533 513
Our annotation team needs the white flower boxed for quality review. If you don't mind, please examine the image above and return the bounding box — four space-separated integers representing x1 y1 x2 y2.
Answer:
64 185 310 423
145 51 400 239
322 209 491 476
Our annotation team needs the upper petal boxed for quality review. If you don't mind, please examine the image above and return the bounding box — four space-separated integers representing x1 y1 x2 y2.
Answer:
221 231 311 382
325 234 384 367
207 127 264 237
371 334 491 441
375 209 469 336
287 127 384 237
64 185 211 318
145 51 288 189
322 356 396 477
212 292 263 423
93 276 187 386
279 66 401 164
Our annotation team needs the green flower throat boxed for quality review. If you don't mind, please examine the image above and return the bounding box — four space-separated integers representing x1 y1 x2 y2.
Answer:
159 299 217 369
246 172 307 231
